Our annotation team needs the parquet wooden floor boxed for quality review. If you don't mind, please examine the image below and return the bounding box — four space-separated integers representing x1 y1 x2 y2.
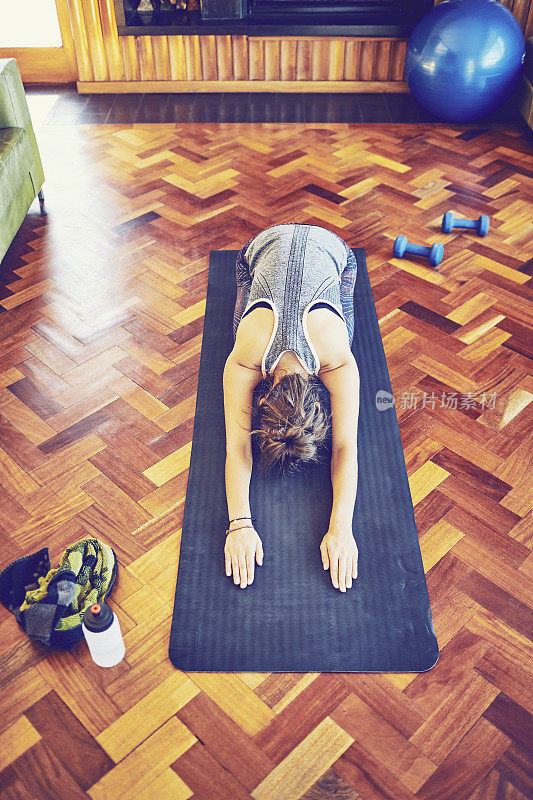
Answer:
0 119 532 800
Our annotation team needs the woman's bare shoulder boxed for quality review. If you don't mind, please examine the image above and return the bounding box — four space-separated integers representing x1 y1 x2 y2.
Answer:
307 309 353 373
233 307 274 370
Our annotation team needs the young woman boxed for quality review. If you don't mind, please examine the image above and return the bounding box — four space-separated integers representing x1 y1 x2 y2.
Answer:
223 223 360 594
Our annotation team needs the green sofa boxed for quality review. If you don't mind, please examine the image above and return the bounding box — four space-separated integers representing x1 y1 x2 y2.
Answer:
0 58 45 265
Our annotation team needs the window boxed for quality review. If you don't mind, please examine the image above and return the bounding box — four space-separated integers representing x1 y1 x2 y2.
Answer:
1 0 62 47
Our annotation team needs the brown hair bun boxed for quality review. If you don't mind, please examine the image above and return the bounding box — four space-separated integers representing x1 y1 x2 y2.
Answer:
251 372 331 476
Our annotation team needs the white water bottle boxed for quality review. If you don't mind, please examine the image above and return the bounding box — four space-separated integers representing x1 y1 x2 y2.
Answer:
82 602 125 667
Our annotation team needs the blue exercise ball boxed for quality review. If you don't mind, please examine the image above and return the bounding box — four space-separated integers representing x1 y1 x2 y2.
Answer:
406 0 525 122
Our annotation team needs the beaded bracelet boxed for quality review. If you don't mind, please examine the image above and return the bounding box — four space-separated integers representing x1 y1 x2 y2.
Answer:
229 516 256 525
225 524 255 536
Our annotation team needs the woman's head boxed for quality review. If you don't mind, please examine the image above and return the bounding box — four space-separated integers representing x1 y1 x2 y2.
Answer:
251 370 331 477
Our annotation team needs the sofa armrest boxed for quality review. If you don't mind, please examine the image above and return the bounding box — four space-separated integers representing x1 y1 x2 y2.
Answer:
0 58 45 194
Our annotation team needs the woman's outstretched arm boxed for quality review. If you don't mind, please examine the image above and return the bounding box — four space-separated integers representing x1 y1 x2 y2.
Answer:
323 354 360 526
319 353 360 591
223 351 264 588
223 352 257 517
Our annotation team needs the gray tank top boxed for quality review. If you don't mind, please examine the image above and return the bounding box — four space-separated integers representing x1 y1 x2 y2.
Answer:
243 223 348 378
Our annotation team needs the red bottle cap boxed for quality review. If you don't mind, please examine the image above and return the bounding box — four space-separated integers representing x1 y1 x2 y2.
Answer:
91 604 101 615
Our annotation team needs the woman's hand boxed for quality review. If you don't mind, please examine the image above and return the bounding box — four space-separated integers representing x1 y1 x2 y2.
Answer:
225 525 264 588
320 525 358 592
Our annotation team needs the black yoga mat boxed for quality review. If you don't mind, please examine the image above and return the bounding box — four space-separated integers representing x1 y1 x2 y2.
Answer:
169 248 439 673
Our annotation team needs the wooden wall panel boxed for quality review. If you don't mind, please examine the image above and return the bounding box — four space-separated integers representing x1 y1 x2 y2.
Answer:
216 35 233 80
328 39 345 81
65 0 532 91
343 40 359 81
311 40 328 80
120 34 139 80
295 39 312 81
359 40 375 81
138 35 155 80
248 38 264 80
80 0 108 80
280 39 297 80
68 0 94 81
264 39 280 81
99 0 123 80
169 35 187 80
391 40 407 81
232 35 248 80
152 36 171 80
183 35 202 80
199 35 216 79
375 41 391 82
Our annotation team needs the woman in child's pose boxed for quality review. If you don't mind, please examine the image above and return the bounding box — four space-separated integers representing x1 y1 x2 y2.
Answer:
223 223 360 594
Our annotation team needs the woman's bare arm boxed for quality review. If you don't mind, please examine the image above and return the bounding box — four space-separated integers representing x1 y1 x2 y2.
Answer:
222 351 262 521
320 353 360 528
318 353 360 590
223 351 264 588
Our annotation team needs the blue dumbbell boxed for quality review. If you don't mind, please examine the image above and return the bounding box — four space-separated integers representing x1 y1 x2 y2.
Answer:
442 211 489 236
393 236 444 267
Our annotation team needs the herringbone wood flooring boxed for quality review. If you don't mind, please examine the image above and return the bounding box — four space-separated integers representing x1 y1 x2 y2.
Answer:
0 120 532 800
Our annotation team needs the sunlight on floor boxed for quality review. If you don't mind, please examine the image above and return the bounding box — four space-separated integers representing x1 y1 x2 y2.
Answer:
26 91 61 130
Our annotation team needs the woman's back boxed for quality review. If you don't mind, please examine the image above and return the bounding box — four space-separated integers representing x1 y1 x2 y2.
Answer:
235 223 353 377
234 300 350 377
